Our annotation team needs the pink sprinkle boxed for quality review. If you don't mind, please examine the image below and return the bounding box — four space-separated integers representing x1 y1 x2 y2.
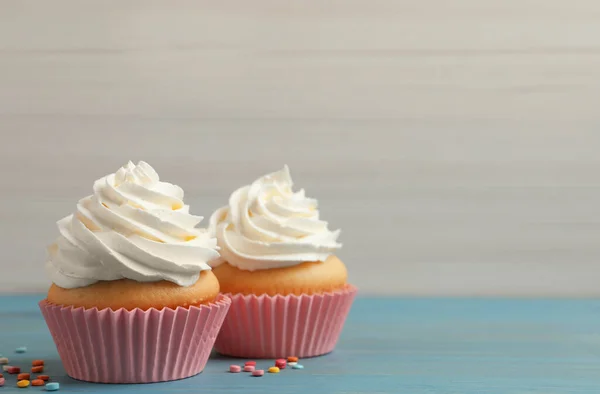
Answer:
252 369 264 377
245 361 256 366
0 377 4 387
229 365 241 373
243 365 255 372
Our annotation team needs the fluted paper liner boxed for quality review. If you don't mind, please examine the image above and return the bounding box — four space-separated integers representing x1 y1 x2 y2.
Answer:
39 295 231 383
214 285 357 358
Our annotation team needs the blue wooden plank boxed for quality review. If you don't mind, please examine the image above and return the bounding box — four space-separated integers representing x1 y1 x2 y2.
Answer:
1 295 600 393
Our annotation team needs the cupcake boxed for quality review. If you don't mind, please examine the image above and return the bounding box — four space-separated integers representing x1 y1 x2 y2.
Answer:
39 161 230 383
210 165 356 358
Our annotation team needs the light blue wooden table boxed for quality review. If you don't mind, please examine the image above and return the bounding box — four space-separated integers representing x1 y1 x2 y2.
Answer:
1 295 599 393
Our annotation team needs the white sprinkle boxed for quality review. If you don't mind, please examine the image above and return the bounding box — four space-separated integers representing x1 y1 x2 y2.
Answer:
2 365 12 371
0 358 8 365
288 362 297 366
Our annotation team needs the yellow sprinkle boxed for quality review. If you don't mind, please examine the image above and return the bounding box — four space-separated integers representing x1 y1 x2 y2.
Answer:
17 380 30 388
268 367 280 373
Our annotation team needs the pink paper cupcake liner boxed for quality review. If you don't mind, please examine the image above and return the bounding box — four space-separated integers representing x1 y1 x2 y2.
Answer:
214 285 357 358
39 295 231 383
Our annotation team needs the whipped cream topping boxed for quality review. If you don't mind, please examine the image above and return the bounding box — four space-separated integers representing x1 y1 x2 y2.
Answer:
46 161 219 289
209 166 341 271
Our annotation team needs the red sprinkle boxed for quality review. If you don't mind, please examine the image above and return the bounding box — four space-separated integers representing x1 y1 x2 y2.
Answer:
7 367 20 374
244 361 256 366
0 373 3 378
31 366 44 373
252 369 264 377
31 379 44 386
32 360 44 367
37 375 50 381
243 365 255 372
275 359 287 369
17 373 30 380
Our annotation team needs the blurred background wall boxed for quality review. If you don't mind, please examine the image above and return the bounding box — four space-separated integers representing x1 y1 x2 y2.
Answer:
1 0 599 296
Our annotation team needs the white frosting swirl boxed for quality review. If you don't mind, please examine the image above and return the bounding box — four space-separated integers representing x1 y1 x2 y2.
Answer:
209 165 341 271
46 161 219 289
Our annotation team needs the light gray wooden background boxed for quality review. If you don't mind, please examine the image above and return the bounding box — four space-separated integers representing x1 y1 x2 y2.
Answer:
1 0 599 296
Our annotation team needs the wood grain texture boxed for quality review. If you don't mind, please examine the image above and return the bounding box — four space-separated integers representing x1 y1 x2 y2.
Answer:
1 1 600 295
2 295 600 393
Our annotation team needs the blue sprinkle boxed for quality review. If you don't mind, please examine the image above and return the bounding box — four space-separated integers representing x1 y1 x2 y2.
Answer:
46 382 60 391
292 364 304 369
15 347 27 354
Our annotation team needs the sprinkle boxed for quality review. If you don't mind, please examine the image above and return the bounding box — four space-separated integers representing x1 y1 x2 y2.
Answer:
287 356 298 362
244 361 256 366
275 359 286 369
268 366 280 373
0 358 8 365
2 366 12 371
0 377 4 387
0 373 2 378
8 366 21 374
288 362 297 366
15 347 27 354
46 382 60 391
37 375 50 381
243 365 255 373
229 365 241 373
292 364 304 369
32 366 44 373
17 379 30 388
251 369 264 377
17 373 30 380
31 379 45 386
32 360 44 367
